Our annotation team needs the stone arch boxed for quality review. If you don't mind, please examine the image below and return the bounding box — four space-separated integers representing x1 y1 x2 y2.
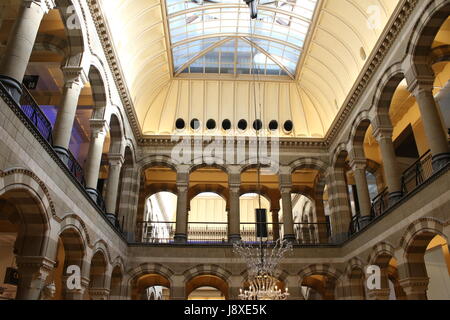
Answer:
187 184 229 210
91 239 112 266
372 63 405 121
189 161 230 175
430 45 450 64
59 214 92 249
344 257 366 300
89 248 108 288
138 155 179 172
239 159 279 174
33 34 68 58
55 0 88 68
127 263 174 300
107 112 125 155
289 157 328 175
398 217 447 280
88 60 109 119
298 264 342 300
405 0 450 79
183 264 231 299
368 241 396 267
332 143 350 169
350 112 372 159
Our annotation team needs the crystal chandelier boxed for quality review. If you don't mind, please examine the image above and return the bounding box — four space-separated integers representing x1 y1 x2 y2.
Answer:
233 239 293 300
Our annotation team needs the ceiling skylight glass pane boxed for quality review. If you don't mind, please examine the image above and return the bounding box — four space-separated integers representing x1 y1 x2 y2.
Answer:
167 0 319 78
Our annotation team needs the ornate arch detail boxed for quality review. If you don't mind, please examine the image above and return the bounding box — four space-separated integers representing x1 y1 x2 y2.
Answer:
405 0 450 78
332 143 349 168
88 55 111 111
288 157 328 174
298 264 342 283
367 241 396 266
111 256 126 275
128 263 175 284
399 217 447 251
189 161 230 175
344 257 366 278
138 155 180 172
0 167 56 220
183 264 232 283
349 111 372 152
59 214 92 249
91 239 112 265
124 139 137 165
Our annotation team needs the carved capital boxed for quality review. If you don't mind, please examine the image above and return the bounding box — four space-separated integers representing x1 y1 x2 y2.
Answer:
349 158 367 171
89 119 108 138
399 277 429 294
407 77 434 97
372 126 393 142
108 153 124 167
62 66 87 88
25 0 56 14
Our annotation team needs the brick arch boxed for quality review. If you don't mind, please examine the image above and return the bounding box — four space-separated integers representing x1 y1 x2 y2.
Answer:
183 264 232 299
183 264 232 282
0 168 56 257
91 239 112 266
239 158 279 174
88 59 110 119
59 214 92 248
332 143 349 169
239 185 274 208
89 248 109 292
289 157 328 175
405 0 450 78
58 225 86 276
344 257 366 278
298 264 342 300
108 112 125 155
368 241 396 268
189 161 230 175
110 260 125 300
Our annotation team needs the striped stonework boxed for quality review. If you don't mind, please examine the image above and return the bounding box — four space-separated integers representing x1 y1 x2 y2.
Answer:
183 264 232 283
108 113 124 154
183 264 231 299
33 33 68 58
88 246 110 300
88 64 108 118
350 113 372 160
127 263 174 299
110 262 125 300
343 257 366 300
406 0 450 78
398 217 447 285
298 264 342 300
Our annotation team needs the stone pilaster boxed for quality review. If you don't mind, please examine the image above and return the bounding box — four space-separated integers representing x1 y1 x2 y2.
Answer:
174 166 189 243
104 153 124 225
399 277 429 300
279 167 295 242
15 256 55 300
228 167 241 242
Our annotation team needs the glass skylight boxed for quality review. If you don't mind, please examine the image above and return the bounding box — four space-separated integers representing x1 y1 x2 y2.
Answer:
166 0 319 78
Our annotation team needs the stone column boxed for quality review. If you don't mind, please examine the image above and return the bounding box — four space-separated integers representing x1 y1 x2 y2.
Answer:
409 80 450 170
279 168 295 242
0 0 55 101
84 119 108 200
174 166 189 243
15 256 55 300
373 127 402 202
104 154 124 225
399 277 429 300
228 168 241 242
349 158 372 225
170 275 186 300
53 67 87 159
271 208 280 241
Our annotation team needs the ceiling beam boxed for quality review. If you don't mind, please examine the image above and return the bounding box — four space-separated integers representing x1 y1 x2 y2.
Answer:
241 37 295 79
174 37 234 76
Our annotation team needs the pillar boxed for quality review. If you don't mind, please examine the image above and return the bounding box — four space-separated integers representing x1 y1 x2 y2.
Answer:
174 166 189 243
349 158 372 226
170 275 186 300
53 67 87 159
84 119 108 200
279 168 295 242
373 127 403 203
0 0 55 101
228 168 241 242
104 154 124 225
399 277 429 300
271 208 280 241
15 256 55 300
409 80 450 170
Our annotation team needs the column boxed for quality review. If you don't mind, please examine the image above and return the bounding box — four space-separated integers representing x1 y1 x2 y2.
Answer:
84 119 108 200
399 277 429 300
170 275 186 300
0 0 55 101
228 168 241 242
15 256 55 300
271 208 280 241
373 127 402 202
349 158 372 226
279 170 295 242
104 154 124 225
174 166 189 243
409 80 450 170
53 67 87 159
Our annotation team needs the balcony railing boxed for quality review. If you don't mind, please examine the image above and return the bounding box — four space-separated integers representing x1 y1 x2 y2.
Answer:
401 150 433 195
370 187 389 219
18 84 53 145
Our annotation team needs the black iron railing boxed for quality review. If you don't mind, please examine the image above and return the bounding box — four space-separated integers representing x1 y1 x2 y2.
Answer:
401 150 433 195
240 222 279 243
370 187 389 219
57 148 86 186
188 222 228 243
18 84 53 145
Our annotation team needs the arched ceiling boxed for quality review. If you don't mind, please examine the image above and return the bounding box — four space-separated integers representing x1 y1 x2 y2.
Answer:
99 0 400 138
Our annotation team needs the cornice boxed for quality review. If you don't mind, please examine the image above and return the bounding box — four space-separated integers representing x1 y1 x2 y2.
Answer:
86 0 418 149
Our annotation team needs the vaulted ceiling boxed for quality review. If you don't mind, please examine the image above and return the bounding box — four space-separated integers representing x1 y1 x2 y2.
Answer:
99 0 400 137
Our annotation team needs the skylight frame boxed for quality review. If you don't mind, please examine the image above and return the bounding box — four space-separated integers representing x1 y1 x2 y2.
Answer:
165 0 319 79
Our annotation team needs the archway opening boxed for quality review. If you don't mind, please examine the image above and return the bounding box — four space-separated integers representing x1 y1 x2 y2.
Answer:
186 275 228 300
131 273 170 300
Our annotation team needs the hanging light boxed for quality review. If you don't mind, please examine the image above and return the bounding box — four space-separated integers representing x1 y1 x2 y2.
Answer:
243 0 259 19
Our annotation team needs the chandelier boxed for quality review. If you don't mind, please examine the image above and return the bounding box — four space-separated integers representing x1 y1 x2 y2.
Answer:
233 239 293 300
